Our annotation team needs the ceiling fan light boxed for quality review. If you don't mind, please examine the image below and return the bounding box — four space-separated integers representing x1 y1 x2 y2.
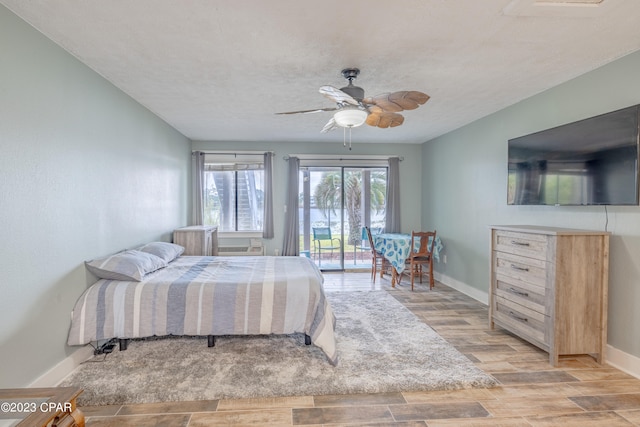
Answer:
333 108 368 128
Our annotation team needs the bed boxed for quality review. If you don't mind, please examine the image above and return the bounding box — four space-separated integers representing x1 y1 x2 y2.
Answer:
67 244 338 365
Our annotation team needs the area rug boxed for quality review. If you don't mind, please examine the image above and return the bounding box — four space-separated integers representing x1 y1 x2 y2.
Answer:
60 291 497 405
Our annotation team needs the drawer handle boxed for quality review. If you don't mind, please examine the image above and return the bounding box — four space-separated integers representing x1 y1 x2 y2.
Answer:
510 264 530 272
511 240 530 247
509 311 528 323
508 287 529 297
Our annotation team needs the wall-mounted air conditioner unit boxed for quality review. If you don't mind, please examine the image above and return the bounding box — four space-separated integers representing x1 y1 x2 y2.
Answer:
218 239 263 256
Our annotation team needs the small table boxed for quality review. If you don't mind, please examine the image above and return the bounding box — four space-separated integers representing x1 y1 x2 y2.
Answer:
0 387 84 427
372 233 443 287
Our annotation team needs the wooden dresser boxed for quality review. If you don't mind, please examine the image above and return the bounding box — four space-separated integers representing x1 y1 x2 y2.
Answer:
173 226 218 256
489 225 610 366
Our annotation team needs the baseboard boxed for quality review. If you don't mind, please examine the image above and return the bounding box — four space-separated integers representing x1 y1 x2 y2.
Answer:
29 345 94 387
435 272 489 305
606 344 640 379
435 272 640 380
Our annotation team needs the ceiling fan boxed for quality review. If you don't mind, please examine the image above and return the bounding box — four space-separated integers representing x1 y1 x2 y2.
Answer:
276 68 430 138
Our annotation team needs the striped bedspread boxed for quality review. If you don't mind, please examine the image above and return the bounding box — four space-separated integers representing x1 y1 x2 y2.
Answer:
68 256 338 365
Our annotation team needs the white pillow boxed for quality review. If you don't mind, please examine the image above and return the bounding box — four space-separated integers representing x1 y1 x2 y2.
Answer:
137 241 185 263
85 250 167 281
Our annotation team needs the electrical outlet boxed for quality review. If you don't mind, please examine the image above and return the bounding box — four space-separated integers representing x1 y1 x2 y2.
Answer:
443 255 447 264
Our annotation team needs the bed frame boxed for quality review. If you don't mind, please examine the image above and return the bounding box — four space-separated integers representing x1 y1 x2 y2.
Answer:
117 334 312 351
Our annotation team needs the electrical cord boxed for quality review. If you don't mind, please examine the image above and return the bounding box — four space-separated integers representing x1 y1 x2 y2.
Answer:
81 353 108 363
80 339 117 363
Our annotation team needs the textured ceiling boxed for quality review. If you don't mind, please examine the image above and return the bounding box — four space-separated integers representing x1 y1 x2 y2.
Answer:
3 0 640 144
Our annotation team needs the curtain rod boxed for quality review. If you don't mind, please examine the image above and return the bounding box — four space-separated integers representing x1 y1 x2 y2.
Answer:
193 151 274 156
283 155 403 161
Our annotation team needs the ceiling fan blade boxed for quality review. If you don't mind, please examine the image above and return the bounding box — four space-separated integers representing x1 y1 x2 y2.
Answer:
275 107 338 115
390 91 430 110
366 112 405 128
366 105 383 114
319 85 359 106
363 91 430 112
320 117 338 133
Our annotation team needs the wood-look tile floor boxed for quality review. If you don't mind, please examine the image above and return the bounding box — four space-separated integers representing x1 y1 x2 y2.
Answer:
81 272 640 426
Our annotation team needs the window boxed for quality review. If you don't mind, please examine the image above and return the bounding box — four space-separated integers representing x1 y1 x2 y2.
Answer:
202 154 264 232
541 168 590 205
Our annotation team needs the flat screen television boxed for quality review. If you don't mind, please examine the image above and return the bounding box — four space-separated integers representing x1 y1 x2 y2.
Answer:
508 105 640 206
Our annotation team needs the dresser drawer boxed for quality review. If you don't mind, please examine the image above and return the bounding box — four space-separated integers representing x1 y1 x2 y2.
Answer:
493 295 548 348
493 251 548 288
494 273 546 315
494 230 549 261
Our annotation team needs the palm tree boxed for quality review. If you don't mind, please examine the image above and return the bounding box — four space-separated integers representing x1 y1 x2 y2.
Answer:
314 170 386 245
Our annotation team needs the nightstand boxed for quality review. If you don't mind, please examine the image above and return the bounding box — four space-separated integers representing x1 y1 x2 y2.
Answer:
0 387 83 427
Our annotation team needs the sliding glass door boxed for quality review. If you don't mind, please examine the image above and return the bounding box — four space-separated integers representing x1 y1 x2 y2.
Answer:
342 167 387 268
299 166 387 271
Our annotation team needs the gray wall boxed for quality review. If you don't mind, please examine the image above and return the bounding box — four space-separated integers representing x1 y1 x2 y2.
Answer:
0 6 190 387
422 50 640 359
191 140 424 256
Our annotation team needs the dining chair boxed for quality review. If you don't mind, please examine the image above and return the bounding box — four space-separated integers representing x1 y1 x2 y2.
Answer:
401 230 437 291
312 226 341 266
365 226 388 283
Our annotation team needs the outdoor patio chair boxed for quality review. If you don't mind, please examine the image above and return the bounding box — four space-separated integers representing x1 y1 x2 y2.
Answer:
312 226 341 267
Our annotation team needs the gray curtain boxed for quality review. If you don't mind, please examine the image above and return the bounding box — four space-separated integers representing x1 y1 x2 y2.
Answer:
281 157 299 256
262 152 274 238
385 157 401 233
191 151 205 225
